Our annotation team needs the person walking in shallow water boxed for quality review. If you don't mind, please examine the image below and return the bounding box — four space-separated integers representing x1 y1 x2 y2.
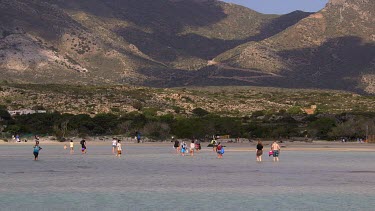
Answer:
256 141 263 162
181 141 187 156
33 141 42 161
189 140 195 157
112 138 117 154
217 142 224 159
173 139 180 154
80 139 87 154
116 140 122 157
70 140 74 154
271 141 281 162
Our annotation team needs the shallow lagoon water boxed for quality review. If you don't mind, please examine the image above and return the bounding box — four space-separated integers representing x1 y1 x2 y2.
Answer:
1 144 375 210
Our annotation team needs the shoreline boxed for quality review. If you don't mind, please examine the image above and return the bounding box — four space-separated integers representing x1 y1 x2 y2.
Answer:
1 139 374 152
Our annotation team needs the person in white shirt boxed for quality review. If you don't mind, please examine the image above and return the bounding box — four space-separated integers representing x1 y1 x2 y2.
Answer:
69 140 74 154
112 138 118 154
190 140 195 157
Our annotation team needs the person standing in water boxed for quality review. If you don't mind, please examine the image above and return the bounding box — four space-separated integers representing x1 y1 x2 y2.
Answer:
116 140 122 157
112 138 118 154
189 140 195 157
181 141 187 156
173 139 180 154
33 141 42 161
210 138 218 152
70 140 74 154
256 141 263 162
271 141 281 162
195 139 201 152
216 142 224 159
80 139 87 154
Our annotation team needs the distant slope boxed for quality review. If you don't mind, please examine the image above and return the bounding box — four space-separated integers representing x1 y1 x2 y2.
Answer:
215 0 375 93
0 0 309 86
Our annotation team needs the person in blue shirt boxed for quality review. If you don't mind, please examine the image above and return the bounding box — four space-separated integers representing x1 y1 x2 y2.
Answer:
136 131 141 143
33 141 42 161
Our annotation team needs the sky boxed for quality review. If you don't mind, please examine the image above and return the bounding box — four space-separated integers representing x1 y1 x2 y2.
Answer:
222 0 329 14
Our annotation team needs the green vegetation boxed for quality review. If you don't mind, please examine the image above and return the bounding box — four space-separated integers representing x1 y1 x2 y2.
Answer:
1 84 374 141
1 109 374 141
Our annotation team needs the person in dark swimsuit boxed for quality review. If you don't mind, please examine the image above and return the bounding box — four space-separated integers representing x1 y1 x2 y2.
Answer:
80 139 87 154
256 141 264 162
173 139 180 153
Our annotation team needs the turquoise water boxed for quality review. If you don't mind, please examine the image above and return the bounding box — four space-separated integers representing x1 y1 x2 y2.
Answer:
1 145 375 210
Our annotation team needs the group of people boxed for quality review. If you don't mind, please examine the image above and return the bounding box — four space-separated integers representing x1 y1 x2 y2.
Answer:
210 139 225 158
112 138 123 157
32 137 281 161
256 140 281 162
35 139 88 161
173 139 202 157
173 138 225 158
64 139 87 154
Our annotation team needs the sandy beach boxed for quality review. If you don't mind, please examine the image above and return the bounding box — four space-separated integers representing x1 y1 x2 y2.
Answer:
2 138 374 152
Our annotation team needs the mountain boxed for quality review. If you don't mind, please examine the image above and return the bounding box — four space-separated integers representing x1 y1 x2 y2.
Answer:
1 0 373 94
0 0 309 85
215 0 375 93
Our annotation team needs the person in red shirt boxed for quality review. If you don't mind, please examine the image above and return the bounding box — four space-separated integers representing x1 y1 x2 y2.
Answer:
216 142 224 159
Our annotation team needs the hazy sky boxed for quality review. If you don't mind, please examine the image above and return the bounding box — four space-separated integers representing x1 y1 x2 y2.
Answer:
222 0 329 14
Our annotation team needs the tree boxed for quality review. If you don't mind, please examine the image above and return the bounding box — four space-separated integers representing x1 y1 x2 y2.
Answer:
308 117 336 139
115 121 132 135
53 120 69 140
143 122 170 140
92 113 118 134
0 109 11 121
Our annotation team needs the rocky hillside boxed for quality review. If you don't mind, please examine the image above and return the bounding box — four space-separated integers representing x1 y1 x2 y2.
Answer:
1 83 374 117
0 0 373 94
0 0 310 85
215 0 375 93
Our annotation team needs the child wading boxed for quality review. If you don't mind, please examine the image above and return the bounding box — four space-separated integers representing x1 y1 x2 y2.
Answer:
33 141 42 161
70 140 74 154
116 140 122 157
189 140 195 156
194 139 201 152
217 142 224 159
181 142 187 156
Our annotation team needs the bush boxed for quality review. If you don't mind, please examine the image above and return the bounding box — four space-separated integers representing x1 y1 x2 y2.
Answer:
287 106 303 115
143 122 170 140
192 108 209 117
132 101 143 111
0 109 11 121
308 117 336 139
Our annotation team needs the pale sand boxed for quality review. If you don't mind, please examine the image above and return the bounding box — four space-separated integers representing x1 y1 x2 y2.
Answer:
1 138 374 152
